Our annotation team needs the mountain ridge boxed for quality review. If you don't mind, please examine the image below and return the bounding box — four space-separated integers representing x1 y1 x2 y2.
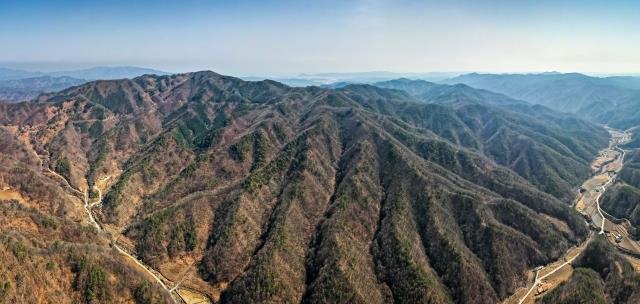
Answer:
0 66 171 103
0 70 609 303
443 72 640 129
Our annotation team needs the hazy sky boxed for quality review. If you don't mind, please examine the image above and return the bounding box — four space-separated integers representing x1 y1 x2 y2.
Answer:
1 0 639 76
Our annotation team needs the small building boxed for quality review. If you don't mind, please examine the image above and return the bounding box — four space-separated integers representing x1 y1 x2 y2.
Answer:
535 283 549 296
613 232 623 243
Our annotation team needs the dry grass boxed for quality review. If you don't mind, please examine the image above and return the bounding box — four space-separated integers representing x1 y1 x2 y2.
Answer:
533 265 574 301
158 258 220 303
502 239 590 304
591 149 617 172
3 72 614 304
177 287 211 304
537 247 579 279
591 174 610 186
502 287 532 304
0 188 28 204
542 214 572 236
625 256 640 272
575 196 586 212
605 158 623 172
591 156 608 172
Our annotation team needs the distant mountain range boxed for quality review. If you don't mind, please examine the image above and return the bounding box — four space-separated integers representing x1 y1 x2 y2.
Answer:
0 67 45 80
298 71 461 83
6 68 640 131
0 66 169 81
443 72 636 113
0 76 86 102
246 71 640 132
373 78 527 106
242 71 461 87
443 72 640 129
0 70 607 303
0 66 169 102
46 66 170 80
240 76 323 87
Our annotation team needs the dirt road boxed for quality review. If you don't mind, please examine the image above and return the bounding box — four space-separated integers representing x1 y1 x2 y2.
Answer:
515 236 592 304
507 127 634 304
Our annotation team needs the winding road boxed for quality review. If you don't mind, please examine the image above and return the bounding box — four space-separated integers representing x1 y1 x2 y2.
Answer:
8 118 212 303
517 236 592 304
20 130 213 303
49 169 214 303
512 127 633 304
36 154 181 303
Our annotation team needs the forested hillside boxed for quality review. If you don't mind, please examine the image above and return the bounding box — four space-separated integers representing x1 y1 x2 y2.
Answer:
0 71 609 303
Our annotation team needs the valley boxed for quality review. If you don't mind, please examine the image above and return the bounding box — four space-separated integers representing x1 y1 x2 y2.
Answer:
4 1 640 303
505 127 640 303
0 71 635 303
577 127 640 256
39 150 213 303
0 121 211 303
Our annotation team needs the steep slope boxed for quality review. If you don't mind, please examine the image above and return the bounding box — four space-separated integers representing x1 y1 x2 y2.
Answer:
601 150 640 228
442 72 640 129
0 66 170 103
538 237 640 304
0 71 608 303
593 92 640 129
369 80 608 201
0 127 170 303
374 78 524 106
537 268 606 304
601 76 640 90
443 72 636 113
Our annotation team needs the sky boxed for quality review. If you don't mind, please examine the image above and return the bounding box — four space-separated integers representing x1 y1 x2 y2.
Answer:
1 0 639 76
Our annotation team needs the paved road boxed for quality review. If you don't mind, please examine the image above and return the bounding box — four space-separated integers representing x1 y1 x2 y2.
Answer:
517 236 592 304
594 172 616 234
516 127 632 304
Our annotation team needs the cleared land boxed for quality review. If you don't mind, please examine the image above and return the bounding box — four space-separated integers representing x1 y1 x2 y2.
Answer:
505 128 639 304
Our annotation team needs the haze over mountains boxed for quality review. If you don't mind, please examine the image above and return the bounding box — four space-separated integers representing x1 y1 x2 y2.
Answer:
6 65 640 132
242 71 461 87
0 70 614 303
6 0 640 302
244 70 640 131
0 66 169 102
4 64 640 304
0 66 169 81
443 72 640 129
267 70 640 130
